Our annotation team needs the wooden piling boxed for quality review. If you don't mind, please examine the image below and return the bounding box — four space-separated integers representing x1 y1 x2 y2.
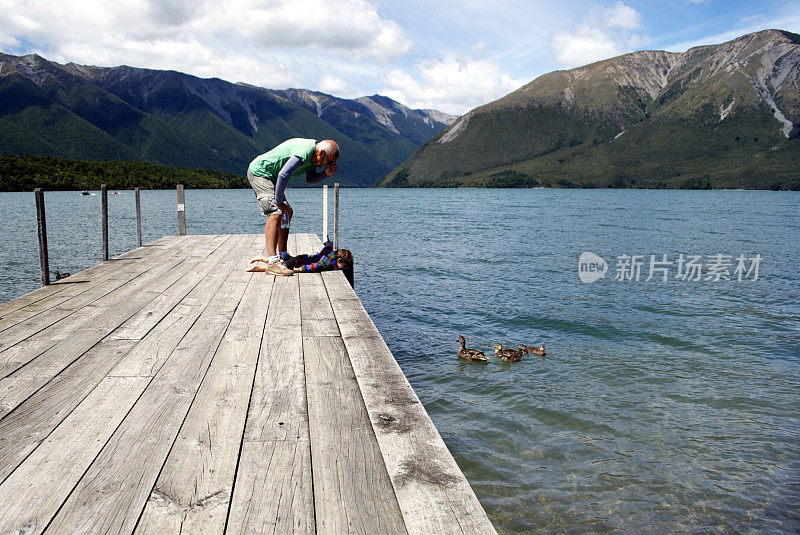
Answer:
101 184 109 261
177 184 186 236
34 188 50 287
322 184 328 243
135 187 142 248
343 264 354 288
333 182 339 250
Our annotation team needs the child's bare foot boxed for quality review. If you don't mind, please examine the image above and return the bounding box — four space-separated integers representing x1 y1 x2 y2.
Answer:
250 254 269 264
246 264 267 272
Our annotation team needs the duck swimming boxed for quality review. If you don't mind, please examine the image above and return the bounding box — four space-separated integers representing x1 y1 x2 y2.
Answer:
491 344 524 363
458 336 488 362
519 344 546 356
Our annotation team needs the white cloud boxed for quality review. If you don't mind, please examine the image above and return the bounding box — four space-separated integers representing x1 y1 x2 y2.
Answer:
664 14 800 53
605 1 642 30
381 53 526 115
4 0 794 116
0 0 411 91
0 32 20 49
206 0 411 60
317 74 359 98
552 27 621 66
550 2 649 68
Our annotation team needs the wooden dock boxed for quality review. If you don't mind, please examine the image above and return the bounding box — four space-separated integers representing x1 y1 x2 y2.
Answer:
0 234 496 535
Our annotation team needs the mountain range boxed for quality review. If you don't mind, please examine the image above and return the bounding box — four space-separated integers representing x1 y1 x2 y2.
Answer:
378 29 800 190
0 53 455 187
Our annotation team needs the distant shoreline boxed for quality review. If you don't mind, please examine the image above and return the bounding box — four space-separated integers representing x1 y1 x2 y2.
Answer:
2 154 798 192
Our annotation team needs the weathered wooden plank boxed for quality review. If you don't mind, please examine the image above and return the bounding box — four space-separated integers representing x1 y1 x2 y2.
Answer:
0 235 233 382
320 271 360 302
245 304 310 446
336 334 496 535
303 335 408 534
298 271 334 319
0 339 136 483
225 439 313 535
44 251 253 535
0 237 243 482
107 237 252 378
0 242 227 417
295 234 340 337
0 340 51 381
320 294 375 338
293 233 315 255
0 235 190 331
0 260 183 416
299 317 340 338
0 261 161 350
0 235 250 497
299 277 338 335
322 274 496 534
133 267 272 535
288 232 302 256
54 235 205 310
0 235 203 355
264 273 301 332
227 258 314 535
0 374 150 535
0 234 188 324
0 235 179 318
108 234 234 341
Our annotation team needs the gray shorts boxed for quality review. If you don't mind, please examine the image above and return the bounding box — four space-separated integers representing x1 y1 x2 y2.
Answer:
247 169 283 217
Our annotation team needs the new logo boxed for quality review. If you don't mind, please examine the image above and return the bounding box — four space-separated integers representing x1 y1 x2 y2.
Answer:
578 252 608 283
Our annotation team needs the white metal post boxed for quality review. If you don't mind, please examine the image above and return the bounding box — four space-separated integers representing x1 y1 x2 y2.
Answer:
333 182 339 250
322 185 328 243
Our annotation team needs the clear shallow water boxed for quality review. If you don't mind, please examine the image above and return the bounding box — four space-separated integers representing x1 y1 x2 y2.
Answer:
2 188 799 533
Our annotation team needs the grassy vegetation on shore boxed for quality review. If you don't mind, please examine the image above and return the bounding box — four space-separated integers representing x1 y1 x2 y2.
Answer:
0 154 249 191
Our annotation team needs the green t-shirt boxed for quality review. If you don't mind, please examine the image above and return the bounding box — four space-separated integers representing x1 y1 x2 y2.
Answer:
248 138 316 183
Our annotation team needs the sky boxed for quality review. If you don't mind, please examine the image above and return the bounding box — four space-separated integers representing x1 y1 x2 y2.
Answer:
1 0 799 115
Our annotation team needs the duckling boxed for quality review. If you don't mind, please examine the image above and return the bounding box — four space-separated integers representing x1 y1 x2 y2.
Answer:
491 344 524 363
518 344 546 356
458 336 488 362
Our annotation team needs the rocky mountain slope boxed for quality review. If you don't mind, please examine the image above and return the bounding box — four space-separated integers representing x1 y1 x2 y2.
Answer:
379 29 799 189
0 53 454 187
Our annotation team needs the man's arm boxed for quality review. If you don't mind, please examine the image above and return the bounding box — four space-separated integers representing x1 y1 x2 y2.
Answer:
306 168 327 185
275 156 303 204
307 158 337 185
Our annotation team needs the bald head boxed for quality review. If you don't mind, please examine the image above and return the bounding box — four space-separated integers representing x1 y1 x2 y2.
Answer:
313 140 339 176
315 139 339 161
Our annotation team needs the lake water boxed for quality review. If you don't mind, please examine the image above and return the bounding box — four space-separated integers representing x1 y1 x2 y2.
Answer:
1 188 798 533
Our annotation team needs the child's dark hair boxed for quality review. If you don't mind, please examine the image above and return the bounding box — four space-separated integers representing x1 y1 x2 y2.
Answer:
336 249 353 267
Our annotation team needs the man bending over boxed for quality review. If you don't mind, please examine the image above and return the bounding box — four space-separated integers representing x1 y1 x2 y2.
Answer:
246 138 339 276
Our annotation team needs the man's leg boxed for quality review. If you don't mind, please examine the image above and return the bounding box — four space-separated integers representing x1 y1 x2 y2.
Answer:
249 170 281 264
265 214 281 257
250 175 293 275
263 213 293 276
277 225 289 259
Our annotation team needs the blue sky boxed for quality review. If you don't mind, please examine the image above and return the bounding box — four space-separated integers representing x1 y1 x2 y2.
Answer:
1 0 798 114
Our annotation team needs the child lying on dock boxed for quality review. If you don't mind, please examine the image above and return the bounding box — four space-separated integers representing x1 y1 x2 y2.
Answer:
249 242 353 273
